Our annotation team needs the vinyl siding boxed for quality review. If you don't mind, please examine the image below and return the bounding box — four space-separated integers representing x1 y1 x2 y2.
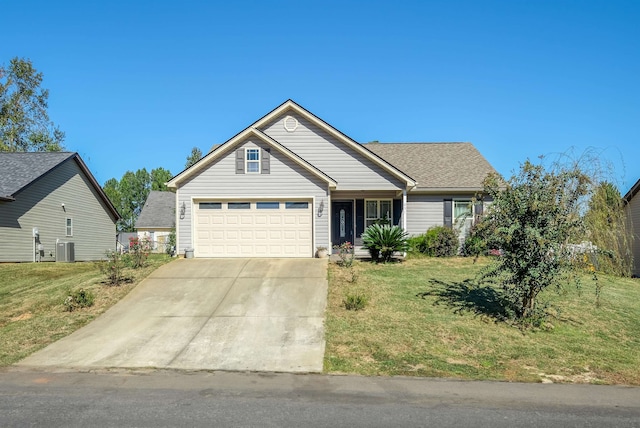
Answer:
261 113 405 191
177 139 329 254
405 194 484 236
0 159 117 262
626 194 640 276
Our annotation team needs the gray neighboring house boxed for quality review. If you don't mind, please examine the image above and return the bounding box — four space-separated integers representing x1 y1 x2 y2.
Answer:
0 152 120 262
135 190 175 253
167 99 496 258
624 178 640 277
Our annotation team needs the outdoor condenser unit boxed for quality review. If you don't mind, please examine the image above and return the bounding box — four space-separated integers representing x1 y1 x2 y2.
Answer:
56 241 75 263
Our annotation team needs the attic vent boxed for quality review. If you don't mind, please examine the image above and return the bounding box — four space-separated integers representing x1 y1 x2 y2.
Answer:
283 115 299 132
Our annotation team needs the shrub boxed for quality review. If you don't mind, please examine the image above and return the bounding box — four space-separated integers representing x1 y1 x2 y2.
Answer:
424 226 459 257
462 226 487 256
361 224 408 262
343 293 368 311
407 235 428 254
100 250 126 285
128 236 151 268
64 288 95 312
333 241 355 268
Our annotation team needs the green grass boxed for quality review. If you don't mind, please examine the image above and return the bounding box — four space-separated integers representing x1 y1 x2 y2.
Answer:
324 256 640 385
0 254 173 367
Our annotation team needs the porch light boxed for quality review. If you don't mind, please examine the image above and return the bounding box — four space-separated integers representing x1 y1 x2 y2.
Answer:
317 200 324 217
180 202 186 219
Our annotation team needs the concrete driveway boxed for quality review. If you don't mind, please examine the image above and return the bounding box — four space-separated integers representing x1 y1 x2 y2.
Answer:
18 258 328 373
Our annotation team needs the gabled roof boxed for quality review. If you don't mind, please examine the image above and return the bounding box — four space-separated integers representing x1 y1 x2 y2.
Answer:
0 152 121 220
365 142 496 191
135 191 175 229
167 126 338 189
0 152 75 200
623 178 640 203
250 99 417 187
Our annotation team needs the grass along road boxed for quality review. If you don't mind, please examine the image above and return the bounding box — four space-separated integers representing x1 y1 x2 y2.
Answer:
0 255 173 367
324 256 640 385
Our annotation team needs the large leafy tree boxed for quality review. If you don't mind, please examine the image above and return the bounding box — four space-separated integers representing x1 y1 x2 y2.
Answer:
0 57 65 152
479 160 590 320
185 147 202 168
104 167 172 231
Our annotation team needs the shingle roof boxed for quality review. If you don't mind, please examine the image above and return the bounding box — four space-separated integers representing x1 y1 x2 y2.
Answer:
135 191 175 229
0 152 76 199
0 151 121 220
365 142 496 190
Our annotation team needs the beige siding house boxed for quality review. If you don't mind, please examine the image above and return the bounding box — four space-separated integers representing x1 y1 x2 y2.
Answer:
167 100 496 258
0 152 120 262
624 179 640 277
135 190 175 253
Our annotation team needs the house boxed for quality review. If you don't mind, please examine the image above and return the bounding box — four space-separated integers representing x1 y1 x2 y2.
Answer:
135 190 175 253
0 152 120 262
624 178 640 277
166 100 496 258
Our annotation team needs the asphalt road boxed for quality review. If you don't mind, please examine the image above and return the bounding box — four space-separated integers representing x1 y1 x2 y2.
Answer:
1 369 638 427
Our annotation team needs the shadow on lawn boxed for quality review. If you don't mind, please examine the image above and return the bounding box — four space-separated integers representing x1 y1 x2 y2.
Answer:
417 279 511 322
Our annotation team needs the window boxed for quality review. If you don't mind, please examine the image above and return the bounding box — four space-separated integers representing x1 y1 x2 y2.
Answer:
228 202 250 209
454 200 473 238
285 202 308 209
199 202 221 209
365 199 392 228
245 148 260 173
454 200 472 222
65 218 73 236
257 202 279 209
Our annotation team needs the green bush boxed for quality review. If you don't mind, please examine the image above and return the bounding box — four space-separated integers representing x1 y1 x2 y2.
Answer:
64 288 95 312
462 226 487 256
410 226 459 257
343 293 368 311
361 224 408 262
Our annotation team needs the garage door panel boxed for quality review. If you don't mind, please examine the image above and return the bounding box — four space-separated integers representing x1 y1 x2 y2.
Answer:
195 200 312 258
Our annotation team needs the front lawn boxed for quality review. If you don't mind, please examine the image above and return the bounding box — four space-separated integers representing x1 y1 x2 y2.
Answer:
324 256 640 385
0 254 173 367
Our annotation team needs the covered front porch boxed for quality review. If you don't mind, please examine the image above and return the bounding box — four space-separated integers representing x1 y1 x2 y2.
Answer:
328 190 407 251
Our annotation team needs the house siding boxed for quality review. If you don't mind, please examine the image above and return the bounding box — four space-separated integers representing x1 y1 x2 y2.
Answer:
177 138 330 254
0 159 117 262
261 113 405 191
626 193 640 276
405 193 486 236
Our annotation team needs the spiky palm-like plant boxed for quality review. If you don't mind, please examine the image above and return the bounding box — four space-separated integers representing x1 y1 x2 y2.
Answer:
362 224 409 262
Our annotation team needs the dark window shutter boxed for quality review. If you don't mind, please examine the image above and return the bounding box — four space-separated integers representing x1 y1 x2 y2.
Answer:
474 201 483 223
235 149 244 174
261 148 270 174
393 199 402 226
443 199 452 227
355 199 365 237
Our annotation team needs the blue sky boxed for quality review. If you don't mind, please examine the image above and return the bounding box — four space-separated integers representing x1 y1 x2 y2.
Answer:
3 0 639 192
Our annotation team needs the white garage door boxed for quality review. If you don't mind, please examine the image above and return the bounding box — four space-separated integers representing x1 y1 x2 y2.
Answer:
194 200 313 258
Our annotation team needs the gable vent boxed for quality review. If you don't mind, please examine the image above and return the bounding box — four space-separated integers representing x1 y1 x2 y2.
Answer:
283 115 299 132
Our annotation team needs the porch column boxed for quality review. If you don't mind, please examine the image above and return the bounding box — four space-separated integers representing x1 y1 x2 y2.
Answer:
402 189 407 257
402 189 407 231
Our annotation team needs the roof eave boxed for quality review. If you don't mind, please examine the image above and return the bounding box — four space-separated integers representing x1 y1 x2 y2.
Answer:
167 126 338 189
251 100 416 188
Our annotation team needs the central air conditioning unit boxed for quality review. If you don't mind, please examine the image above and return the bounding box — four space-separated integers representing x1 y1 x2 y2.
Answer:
56 241 75 262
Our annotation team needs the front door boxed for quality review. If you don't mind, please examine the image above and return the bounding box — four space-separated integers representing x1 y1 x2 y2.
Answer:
332 201 354 246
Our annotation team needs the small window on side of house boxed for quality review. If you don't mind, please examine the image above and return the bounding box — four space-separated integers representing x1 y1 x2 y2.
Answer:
66 218 73 236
